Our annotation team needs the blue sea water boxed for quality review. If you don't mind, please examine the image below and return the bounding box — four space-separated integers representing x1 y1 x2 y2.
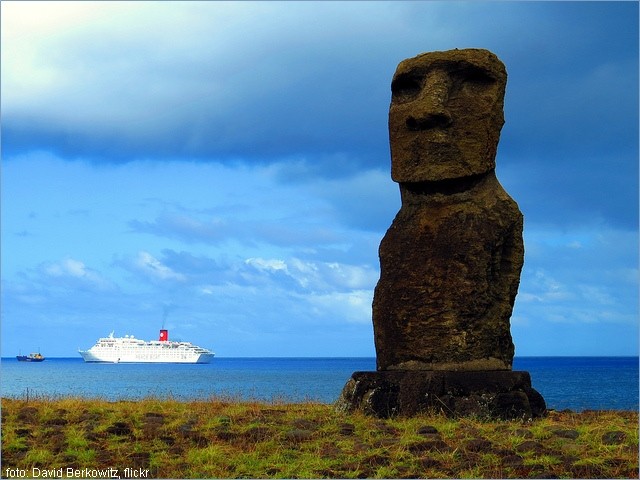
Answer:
1 357 637 412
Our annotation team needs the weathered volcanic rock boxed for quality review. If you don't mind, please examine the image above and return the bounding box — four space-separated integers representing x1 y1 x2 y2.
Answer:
373 171 523 371
389 49 507 183
373 48 522 371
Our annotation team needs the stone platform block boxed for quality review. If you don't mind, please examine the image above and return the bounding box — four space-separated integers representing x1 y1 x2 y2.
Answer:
336 370 546 420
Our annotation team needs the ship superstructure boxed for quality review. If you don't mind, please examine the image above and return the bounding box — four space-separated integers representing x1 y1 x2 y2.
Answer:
79 329 214 364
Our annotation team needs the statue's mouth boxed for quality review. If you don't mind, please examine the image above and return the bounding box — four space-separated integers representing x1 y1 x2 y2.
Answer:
406 113 453 131
401 170 492 197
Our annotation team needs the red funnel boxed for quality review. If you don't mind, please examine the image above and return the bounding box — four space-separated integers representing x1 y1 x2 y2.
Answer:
159 329 168 341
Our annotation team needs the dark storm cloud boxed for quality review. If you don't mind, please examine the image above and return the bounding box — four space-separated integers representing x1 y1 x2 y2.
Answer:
5 3 634 163
2 2 393 163
3 2 637 230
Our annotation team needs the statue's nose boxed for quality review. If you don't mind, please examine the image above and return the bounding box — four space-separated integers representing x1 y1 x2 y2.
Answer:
406 70 453 130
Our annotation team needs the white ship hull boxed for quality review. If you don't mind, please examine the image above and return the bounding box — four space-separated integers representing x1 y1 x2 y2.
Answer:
79 330 215 364
79 350 214 364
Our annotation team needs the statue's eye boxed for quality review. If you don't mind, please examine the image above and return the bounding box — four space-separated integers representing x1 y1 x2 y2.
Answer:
391 73 422 100
458 66 496 87
447 66 496 99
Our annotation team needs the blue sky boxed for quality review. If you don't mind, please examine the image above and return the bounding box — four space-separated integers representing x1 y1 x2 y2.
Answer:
2 1 638 358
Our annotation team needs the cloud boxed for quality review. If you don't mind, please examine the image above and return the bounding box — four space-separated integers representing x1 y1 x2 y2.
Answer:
114 248 378 314
129 209 345 249
129 213 231 244
246 257 288 273
159 249 226 278
307 290 373 324
126 251 188 283
40 257 116 292
4 2 635 166
245 256 378 293
514 228 638 330
2 2 394 162
125 165 396 249
519 270 573 304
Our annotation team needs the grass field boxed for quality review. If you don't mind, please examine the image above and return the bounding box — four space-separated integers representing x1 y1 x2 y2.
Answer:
1 396 637 478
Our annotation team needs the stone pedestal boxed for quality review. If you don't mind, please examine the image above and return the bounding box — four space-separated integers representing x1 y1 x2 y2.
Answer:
336 370 546 420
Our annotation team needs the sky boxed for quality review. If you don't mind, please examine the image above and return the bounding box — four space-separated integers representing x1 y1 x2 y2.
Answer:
1 1 638 358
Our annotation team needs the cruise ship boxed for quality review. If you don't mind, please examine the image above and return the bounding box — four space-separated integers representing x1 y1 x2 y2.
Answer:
79 329 215 364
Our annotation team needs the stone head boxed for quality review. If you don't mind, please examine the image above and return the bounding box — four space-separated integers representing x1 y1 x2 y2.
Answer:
389 48 507 183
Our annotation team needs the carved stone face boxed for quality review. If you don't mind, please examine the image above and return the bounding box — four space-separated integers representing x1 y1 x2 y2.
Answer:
389 49 507 183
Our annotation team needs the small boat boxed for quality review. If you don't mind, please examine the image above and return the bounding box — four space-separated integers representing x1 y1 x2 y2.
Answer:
16 352 45 362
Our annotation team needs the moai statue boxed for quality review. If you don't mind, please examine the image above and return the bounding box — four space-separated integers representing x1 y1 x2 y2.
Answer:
373 48 522 372
337 49 545 419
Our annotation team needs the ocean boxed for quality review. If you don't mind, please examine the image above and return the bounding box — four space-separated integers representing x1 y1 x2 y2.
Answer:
1 357 637 412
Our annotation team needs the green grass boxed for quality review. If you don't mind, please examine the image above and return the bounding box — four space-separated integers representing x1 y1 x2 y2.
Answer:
1 396 637 478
